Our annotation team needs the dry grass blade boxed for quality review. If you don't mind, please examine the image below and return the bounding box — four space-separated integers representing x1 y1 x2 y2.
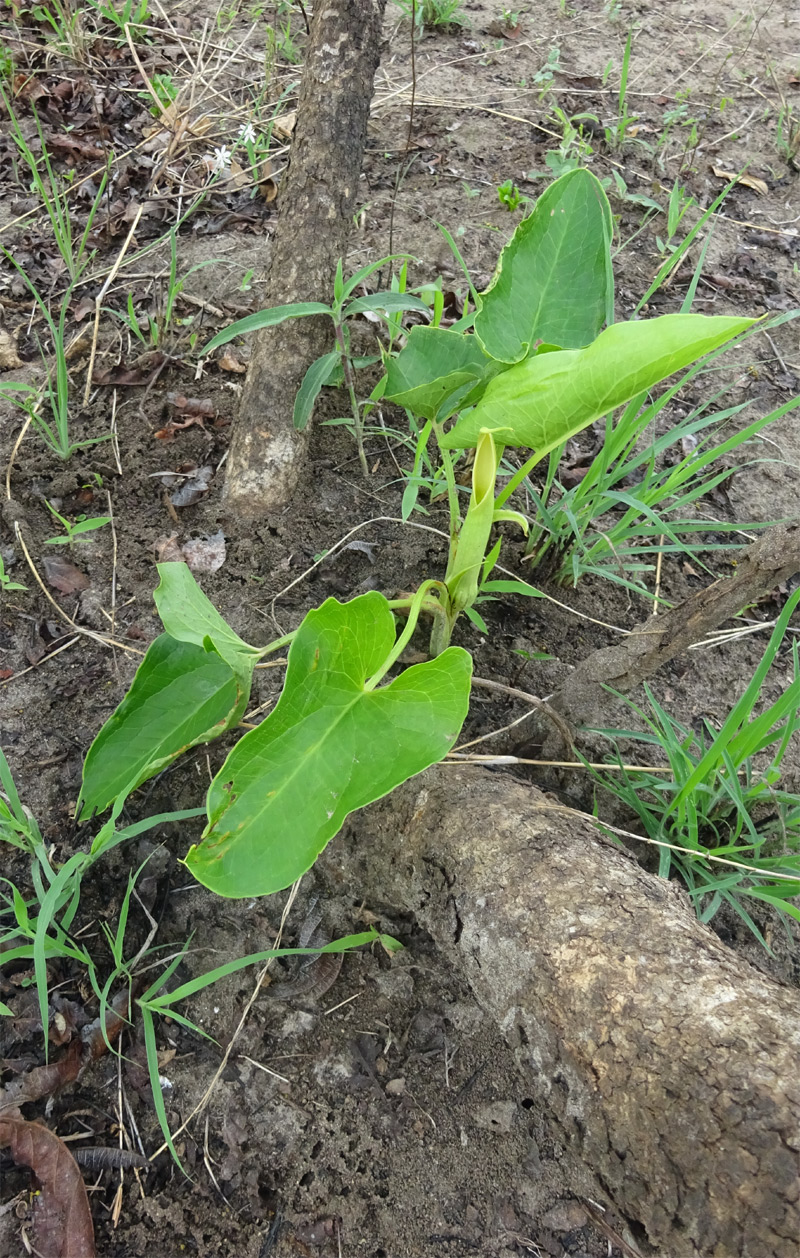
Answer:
535 802 800 884
470 676 574 751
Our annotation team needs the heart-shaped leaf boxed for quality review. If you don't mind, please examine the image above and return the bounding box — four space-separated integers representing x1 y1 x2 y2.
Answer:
443 313 755 451
78 636 238 818
186 592 473 897
474 168 614 363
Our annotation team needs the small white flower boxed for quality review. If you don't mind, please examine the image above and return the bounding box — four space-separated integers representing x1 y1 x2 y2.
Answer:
210 145 232 173
238 122 257 145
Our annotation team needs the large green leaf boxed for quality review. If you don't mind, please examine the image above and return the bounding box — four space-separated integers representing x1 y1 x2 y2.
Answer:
78 635 239 818
443 313 755 451
474 169 614 363
185 592 473 897
154 562 260 695
384 326 505 421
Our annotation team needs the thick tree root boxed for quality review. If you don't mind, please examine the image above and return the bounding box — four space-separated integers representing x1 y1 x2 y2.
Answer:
322 766 800 1257
550 520 800 729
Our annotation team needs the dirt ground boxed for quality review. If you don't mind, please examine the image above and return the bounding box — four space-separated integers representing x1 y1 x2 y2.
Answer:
1 2 799 1255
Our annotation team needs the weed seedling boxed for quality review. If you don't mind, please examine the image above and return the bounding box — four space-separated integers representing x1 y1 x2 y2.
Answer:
200 252 427 476
0 749 388 1161
29 0 86 61
43 500 110 546
776 103 800 167
1 86 109 283
497 180 527 212
533 46 561 93
108 230 219 351
394 0 468 33
0 556 26 592
87 0 150 38
520 366 799 596
141 71 177 116
606 28 636 149
528 107 597 179
654 179 696 255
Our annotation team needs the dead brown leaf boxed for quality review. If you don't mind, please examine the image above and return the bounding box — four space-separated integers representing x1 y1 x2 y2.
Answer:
93 352 165 387
218 351 246 373
42 557 91 596
273 110 296 140
154 534 185 563
166 393 215 416
49 996 87 1047
83 988 131 1062
154 532 226 572
0 328 23 370
159 463 214 508
485 19 522 37
71 297 96 322
0 1039 83 1111
0 1115 95 1258
712 166 769 196
181 530 226 574
49 134 106 162
154 417 208 440
13 74 49 104
221 157 249 190
24 619 69 666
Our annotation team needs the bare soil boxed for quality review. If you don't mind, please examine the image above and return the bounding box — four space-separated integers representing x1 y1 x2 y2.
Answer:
1 3 799 1256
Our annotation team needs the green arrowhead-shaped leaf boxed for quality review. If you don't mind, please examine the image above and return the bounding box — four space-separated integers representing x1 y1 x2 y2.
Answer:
78 635 239 818
474 168 614 363
185 592 473 897
384 326 505 421
154 562 259 695
443 313 755 451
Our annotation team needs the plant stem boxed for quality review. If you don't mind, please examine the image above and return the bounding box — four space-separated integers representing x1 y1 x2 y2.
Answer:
257 632 296 658
365 580 448 690
335 321 369 477
434 423 461 564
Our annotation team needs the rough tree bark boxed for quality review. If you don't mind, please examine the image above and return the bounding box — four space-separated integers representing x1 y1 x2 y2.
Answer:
222 1 387 518
551 519 800 730
321 766 800 1258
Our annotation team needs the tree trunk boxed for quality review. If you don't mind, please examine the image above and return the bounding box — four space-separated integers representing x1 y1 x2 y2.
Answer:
222 1 387 518
321 766 800 1257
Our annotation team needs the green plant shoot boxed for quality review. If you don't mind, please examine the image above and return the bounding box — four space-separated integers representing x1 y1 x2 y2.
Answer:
81 167 763 904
